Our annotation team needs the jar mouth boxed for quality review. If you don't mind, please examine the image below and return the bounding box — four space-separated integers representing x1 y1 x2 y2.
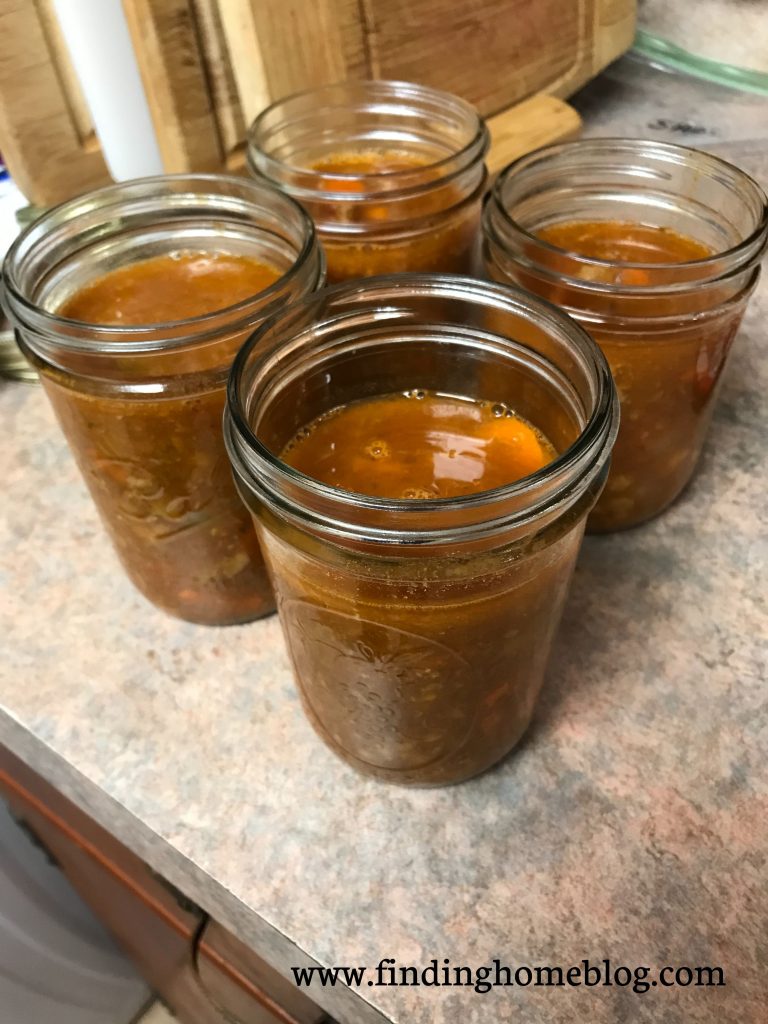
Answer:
485 210 762 320
225 274 618 545
489 138 768 289
2 173 322 355
313 170 488 240
248 80 489 205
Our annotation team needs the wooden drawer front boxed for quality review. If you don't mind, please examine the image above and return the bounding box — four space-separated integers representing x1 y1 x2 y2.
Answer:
0 745 222 1024
0 745 202 936
196 920 333 1024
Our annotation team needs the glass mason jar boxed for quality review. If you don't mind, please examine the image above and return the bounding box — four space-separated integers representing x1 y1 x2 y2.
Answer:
225 275 618 785
247 80 489 284
483 139 768 531
3 174 324 624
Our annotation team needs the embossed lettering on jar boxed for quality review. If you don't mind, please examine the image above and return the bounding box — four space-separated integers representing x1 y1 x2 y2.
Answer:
248 81 489 283
483 139 768 531
3 175 324 624
225 276 618 785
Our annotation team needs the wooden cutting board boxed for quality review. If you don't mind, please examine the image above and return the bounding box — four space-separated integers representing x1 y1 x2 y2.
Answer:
0 0 634 205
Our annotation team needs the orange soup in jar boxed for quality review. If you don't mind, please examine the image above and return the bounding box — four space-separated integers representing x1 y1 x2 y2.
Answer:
225 276 618 785
483 139 768 531
248 81 489 283
3 175 324 624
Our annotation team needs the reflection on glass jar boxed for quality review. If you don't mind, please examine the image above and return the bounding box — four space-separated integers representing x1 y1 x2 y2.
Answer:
248 81 489 283
3 175 324 624
225 275 618 785
483 139 768 532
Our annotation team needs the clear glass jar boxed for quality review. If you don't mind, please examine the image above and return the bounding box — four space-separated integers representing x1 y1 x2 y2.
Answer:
225 275 618 785
483 138 768 531
248 81 489 283
3 174 324 624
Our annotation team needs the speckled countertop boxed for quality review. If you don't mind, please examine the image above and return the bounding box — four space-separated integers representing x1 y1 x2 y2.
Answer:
1 57 767 1024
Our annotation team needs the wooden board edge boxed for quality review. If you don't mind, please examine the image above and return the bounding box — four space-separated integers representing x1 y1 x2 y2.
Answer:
486 94 582 178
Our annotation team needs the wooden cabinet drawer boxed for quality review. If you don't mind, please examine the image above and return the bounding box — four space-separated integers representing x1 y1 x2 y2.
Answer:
0 745 202 935
0 746 334 1024
196 920 333 1024
0 745 221 1024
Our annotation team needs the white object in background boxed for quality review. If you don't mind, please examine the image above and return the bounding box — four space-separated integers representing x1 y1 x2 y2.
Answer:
50 0 164 181
0 176 27 260
0 799 150 1024
139 1005 176 1024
